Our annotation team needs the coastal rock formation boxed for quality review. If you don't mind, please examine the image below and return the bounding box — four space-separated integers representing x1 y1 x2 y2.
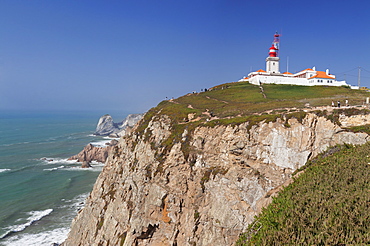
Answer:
118 114 145 135
94 114 116 136
95 114 143 137
68 140 118 164
81 161 92 168
63 112 370 246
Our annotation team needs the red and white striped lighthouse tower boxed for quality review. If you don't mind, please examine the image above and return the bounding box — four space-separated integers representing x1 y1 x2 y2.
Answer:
266 32 281 74
268 45 278 57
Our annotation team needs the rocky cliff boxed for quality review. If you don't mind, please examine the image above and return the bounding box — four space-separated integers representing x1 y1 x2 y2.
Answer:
63 110 370 246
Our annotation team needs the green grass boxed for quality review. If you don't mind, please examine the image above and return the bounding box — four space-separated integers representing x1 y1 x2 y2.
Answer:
130 81 370 245
133 82 370 166
135 82 370 130
163 82 369 121
346 124 370 135
237 143 370 245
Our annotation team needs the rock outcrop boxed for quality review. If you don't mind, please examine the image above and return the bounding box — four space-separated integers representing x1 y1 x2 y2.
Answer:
95 114 143 137
68 140 119 165
63 112 370 246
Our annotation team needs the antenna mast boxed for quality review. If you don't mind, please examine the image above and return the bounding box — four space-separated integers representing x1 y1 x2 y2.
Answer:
287 56 289 73
273 32 281 55
358 67 361 88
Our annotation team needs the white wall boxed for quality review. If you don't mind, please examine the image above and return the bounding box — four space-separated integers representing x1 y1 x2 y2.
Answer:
249 75 349 87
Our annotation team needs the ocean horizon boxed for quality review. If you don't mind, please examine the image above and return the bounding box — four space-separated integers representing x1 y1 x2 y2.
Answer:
0 110 128 245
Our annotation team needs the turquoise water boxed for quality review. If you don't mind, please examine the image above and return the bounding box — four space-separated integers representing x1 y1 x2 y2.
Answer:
0 111 121 245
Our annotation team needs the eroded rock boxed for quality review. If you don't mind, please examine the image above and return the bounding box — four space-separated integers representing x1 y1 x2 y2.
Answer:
63 112 370 246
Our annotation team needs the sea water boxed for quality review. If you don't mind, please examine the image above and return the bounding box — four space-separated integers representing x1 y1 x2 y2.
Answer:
0 110 124 246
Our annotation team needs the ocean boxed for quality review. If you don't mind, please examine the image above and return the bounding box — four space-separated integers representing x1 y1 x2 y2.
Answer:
0 110 124 246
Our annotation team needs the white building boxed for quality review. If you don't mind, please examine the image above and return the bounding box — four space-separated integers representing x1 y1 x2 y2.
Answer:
239 33 353 88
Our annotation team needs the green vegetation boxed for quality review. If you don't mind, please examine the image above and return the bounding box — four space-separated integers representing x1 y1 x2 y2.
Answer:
133 82 370 167
97 218 104 230
237 143 370 245
346 124 370 135
128 82 370 244
129 82 370 244
311 108 370 126
136 82 369 129
194 210 200 220
119 232 127 246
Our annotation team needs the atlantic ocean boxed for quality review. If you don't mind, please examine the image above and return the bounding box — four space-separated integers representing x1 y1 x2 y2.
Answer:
0 110 125 246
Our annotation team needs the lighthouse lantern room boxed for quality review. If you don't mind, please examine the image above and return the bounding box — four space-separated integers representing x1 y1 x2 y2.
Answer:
266 32 280 74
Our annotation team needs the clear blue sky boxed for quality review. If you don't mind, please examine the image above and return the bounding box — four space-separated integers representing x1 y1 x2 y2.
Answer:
1 0 370 115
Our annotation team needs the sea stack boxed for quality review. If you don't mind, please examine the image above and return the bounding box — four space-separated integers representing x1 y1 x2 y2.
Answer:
94 114 143 137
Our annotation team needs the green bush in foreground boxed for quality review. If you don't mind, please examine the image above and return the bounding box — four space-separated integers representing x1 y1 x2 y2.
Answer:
237 143 370 245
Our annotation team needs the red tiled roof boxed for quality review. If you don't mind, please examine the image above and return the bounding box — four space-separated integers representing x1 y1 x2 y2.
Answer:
308 71 335 79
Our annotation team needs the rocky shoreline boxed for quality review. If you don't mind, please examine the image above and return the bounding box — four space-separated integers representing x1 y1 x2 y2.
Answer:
69 114 143 168
68 140 118 167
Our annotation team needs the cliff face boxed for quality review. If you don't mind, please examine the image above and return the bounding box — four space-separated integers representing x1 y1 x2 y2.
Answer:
63 112 370 246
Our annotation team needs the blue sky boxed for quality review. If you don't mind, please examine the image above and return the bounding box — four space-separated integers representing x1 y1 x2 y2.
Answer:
1 0 370 115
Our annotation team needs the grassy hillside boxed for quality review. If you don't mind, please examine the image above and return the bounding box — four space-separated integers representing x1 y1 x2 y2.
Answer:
134 82 370 162
133 82 370 245
140 82 369 125
133 82 370 244
237 143 370 245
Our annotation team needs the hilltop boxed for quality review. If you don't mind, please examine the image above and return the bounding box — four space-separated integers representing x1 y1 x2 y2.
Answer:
141 82 369 125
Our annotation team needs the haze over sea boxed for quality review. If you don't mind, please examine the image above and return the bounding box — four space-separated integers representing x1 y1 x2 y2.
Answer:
0 110 126 245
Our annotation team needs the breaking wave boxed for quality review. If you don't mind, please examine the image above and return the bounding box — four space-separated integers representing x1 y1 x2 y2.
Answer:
0 209 53 240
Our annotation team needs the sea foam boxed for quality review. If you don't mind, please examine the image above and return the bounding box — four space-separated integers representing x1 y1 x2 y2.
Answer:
64 161 104 172
40 158 78 165
89 139 111 147
0 209 53 240
0 169 11 173
43 166 65 171
1 227 68 246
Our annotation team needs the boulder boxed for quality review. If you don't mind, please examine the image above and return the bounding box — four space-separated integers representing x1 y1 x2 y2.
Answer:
81 161 92 168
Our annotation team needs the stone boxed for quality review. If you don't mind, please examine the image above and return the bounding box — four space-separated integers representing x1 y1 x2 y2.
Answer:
63 112 370 246
95 114 116 136
81 161 92 168
94 113 144 136
68 140 118 164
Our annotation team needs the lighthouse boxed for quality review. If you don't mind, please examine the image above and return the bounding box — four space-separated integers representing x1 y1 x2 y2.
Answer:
266 32 280 74
241 32 351 88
